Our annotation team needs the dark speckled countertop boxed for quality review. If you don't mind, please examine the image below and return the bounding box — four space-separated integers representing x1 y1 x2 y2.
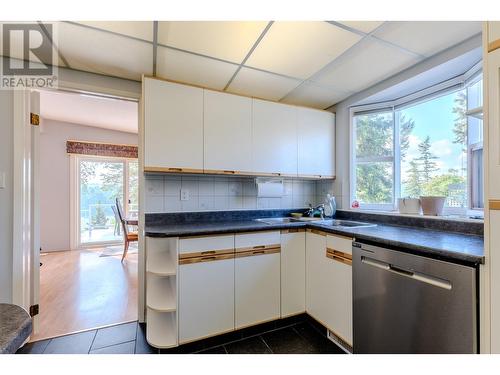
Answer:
145 212 484 265
0 304 32 354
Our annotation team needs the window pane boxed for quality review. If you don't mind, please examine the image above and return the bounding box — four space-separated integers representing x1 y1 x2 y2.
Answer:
80 160 124 244
398 90 467 208
355 112 393 159
355 162 393 204
468 117 483 145
467 78 483 110
471 148 484 209
128 161 139 217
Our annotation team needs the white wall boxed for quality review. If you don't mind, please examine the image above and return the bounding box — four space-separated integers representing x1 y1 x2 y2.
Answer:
145 174 334 213
40 119 138 252
0 90 14 303
330 35 482 210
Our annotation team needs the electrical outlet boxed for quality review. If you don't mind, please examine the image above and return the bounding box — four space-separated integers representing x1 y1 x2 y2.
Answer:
180 189 190 201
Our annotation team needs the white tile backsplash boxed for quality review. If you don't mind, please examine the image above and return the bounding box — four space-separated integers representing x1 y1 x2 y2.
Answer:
145 174 335 213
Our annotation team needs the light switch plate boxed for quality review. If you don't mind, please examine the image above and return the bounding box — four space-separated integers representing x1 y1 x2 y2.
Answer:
180 189 190 201
0 172 5 189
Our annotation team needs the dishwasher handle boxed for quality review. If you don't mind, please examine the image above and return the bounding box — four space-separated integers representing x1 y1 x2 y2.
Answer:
361 256 452 290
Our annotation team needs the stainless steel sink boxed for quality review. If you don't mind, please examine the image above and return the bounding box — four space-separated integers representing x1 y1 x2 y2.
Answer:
254 217 323 225
320 219 377 228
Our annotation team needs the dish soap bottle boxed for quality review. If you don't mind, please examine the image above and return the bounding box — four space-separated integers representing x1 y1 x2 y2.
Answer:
324 194 336 218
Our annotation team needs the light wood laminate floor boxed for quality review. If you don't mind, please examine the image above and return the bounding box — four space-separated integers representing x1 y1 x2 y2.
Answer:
32 248 138 342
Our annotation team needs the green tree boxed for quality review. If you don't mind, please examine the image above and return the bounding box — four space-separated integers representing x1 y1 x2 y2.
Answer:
101 162 124 201
355 113 414 203
92 202 108 227
399 114 415 160
404 160 422 197
422 173 466 207
416 136 438 184
452 90 467 151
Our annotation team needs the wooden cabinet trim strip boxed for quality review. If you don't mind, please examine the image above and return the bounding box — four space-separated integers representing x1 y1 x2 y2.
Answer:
488 39 500 53
306 228 327 236
179 248 234 260
326 248 352 260
144 166 204 174
326 248 352 266
235 244 281 253
179 253 234 265
234 247 281 258
281 228 305 234
489 199 500 210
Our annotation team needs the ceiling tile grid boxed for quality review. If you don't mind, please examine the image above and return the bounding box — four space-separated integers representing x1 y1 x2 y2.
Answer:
0 20 483 109
157 21 269 64
244 21 362 80
226 66 302 101
156 46 239 90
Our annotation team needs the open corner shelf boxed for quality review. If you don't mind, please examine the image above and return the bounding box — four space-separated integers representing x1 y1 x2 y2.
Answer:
146 308 178 349
147 274 177 312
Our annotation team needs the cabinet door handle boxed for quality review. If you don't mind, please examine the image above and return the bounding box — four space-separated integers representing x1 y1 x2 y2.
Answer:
200 256 217 262
223 170 236 174
200 250 216 255
252 250 266 255
253 245 266 249
168 167 183 172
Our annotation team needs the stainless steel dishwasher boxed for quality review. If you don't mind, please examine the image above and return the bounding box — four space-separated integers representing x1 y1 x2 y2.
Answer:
352 241 477 354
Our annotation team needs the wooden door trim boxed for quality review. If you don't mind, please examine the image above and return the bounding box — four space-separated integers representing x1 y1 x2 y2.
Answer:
488 39 500 53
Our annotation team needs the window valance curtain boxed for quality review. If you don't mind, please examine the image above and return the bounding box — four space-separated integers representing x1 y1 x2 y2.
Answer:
66 140 138 159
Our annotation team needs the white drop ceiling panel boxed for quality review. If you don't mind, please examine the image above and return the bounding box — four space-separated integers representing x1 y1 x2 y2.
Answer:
58 22 153 81
157 46 239 90
158 21 268 63
282 81 353 109
337 21 385 34
40 90 138 134
374 21 482 57
245 21 362 79
227 67 301 101
73 21 154 41
312 38 421 94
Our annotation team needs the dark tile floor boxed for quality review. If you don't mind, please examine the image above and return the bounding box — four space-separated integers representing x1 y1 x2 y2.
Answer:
17 316 346 355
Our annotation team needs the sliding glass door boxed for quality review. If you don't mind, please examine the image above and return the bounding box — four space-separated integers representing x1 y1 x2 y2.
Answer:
77 156 138 247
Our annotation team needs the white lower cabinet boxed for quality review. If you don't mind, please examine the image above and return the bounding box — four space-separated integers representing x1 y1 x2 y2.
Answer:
281 229 306 317
235 251 281 329
306 230 353 346
179 256 235 343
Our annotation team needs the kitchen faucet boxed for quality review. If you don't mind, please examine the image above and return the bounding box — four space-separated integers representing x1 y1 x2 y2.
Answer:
305 203 325 219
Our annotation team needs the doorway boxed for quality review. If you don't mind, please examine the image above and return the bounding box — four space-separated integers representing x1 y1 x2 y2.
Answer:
32 89 139 341
75 156 138 248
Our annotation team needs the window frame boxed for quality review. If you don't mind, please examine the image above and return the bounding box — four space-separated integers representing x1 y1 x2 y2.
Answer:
349 64 483 213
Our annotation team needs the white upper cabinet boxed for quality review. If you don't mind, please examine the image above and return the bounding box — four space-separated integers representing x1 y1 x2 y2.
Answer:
252 99 298 176
203 90 253 173
297 108 335 177
144 78 204 171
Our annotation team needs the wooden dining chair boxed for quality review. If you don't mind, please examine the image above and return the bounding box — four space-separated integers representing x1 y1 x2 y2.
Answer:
115 198 138 262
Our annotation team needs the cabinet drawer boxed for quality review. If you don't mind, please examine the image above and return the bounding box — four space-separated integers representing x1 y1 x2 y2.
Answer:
235 231 281 252
327 234 353 255
179 234 234 255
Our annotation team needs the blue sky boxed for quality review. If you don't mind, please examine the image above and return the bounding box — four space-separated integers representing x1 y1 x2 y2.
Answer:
399 90 466 184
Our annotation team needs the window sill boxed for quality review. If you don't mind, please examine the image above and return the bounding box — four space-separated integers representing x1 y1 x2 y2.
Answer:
343 208 484 223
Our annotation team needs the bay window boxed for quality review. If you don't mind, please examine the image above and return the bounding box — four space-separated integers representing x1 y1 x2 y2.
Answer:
351 69 483 215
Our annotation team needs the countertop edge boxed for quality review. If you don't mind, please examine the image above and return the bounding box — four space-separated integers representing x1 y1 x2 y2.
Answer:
144 221 484 265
